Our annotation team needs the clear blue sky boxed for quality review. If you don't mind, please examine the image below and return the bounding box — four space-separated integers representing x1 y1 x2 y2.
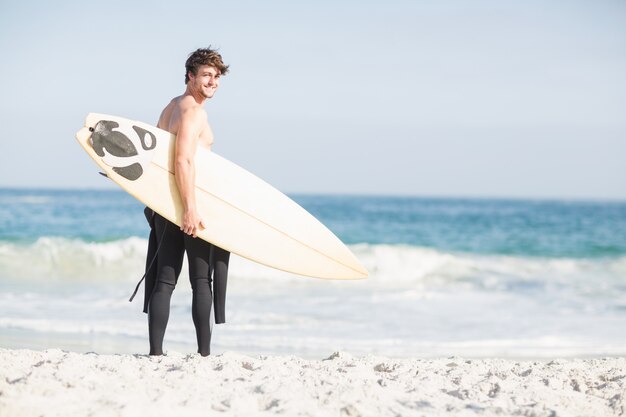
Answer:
1 0 625 199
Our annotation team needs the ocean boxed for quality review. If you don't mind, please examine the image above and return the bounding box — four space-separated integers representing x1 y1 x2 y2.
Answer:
1 188 625 358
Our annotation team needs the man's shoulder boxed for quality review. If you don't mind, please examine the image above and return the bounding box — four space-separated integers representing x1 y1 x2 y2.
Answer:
180 102 207 124
159 97 180 118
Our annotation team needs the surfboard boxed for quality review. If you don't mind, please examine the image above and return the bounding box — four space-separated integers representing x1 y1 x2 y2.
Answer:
76 113 368 280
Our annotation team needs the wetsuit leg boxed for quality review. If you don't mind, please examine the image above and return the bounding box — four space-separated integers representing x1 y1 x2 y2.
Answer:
185 234 213 356
148 214 184 355
212 246 230 324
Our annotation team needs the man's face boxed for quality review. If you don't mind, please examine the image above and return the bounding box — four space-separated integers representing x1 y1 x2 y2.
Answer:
189 65 221 99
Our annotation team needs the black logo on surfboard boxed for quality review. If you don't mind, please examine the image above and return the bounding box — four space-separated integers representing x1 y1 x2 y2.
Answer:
91 120 157 181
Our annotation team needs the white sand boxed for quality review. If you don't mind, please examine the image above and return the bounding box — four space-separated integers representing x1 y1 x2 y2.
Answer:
1 349 624 417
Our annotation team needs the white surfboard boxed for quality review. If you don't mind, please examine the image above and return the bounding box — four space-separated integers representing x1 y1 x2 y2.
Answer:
76 113 367 280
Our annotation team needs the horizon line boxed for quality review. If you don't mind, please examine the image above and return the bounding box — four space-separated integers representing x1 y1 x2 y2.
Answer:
1 185 625 204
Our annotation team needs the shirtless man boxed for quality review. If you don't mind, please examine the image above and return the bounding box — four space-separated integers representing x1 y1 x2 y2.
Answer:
147 47 230 356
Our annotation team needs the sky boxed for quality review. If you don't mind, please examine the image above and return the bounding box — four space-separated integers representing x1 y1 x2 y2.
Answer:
0 0 625 200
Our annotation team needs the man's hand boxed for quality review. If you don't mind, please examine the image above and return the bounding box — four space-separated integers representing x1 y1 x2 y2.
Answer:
181 208 205 238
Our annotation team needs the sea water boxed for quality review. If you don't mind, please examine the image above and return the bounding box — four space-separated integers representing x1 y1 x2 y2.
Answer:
1 188 625 358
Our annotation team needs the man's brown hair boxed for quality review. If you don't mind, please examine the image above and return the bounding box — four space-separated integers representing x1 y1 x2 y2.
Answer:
185 47 229 84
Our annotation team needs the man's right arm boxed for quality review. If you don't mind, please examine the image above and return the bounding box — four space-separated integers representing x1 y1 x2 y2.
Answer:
175 108 205 237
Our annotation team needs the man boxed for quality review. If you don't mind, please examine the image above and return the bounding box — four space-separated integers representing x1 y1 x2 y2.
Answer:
144 47 230 356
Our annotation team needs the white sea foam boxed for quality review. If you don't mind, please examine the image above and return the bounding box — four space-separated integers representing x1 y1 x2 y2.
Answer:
1 238 625 293
2 238 626 357
0 237 146 282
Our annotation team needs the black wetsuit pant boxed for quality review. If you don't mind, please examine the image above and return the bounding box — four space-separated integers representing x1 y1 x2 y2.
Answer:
148 213 214 356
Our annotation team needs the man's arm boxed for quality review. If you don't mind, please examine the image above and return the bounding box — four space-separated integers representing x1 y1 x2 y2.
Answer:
175 108 206 237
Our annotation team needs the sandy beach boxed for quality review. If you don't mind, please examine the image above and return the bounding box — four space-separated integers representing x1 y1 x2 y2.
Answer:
1 348 624 417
